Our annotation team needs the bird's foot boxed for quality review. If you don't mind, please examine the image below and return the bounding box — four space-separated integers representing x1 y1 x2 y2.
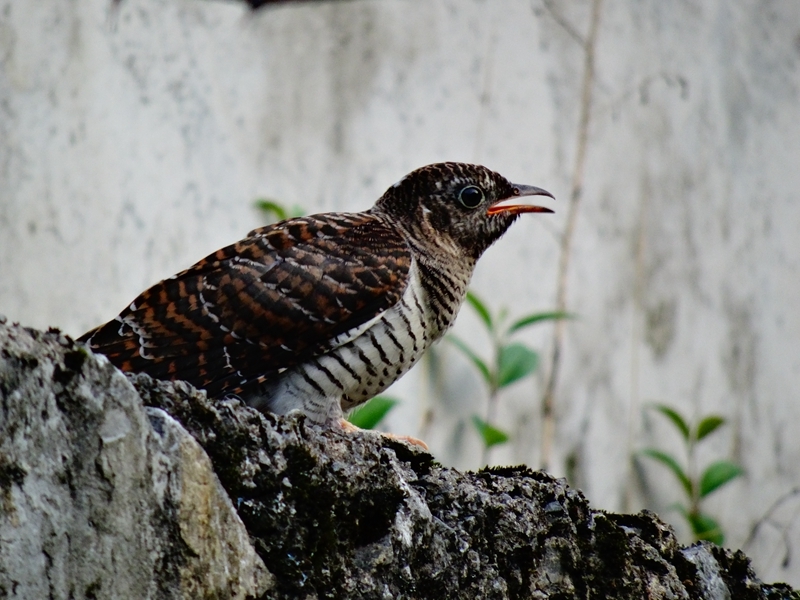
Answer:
383 432 429 451
338 419 429 451
338 418 362 434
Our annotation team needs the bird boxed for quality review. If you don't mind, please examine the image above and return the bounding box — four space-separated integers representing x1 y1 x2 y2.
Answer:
79 162 554 445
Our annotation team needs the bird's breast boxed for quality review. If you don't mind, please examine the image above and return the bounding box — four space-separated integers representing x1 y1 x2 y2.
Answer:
258 259 472 420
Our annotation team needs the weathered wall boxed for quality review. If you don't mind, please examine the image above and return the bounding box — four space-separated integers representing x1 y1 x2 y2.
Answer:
1 0 799 586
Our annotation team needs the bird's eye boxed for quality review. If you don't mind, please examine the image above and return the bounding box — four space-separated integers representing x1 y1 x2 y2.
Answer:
458 185 485 209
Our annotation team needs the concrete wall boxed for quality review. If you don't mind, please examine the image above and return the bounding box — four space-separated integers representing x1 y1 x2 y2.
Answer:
1 0 799 585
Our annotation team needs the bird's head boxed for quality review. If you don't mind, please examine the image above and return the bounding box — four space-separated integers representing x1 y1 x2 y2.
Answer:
374 162 554 259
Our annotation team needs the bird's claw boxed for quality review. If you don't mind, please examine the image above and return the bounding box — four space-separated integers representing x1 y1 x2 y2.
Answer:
338 418 429 450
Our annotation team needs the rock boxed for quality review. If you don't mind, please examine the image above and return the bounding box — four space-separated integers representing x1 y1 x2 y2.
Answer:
0 321 796 599
0 322 272 599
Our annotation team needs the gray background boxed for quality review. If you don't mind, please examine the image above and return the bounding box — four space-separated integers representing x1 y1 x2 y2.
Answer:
1 0 798 586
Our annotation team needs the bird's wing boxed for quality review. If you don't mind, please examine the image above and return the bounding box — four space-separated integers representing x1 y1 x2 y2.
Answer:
79 212 411 397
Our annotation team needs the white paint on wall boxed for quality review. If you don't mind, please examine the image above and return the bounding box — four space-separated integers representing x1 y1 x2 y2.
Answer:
1 0 799 585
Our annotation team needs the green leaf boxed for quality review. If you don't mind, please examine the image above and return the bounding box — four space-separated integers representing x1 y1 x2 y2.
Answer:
507 311 573 334
649 404 691 441
699 461 744 498
695 415 725 441
288 205 305 218
669 502 689 516
687 512 724 545
497 343 538 388
347 396 398 430
465 291 493 331
254 199 304 221
447 336 493 386
640 448 693 498
254 199 289 221
471 415 509 449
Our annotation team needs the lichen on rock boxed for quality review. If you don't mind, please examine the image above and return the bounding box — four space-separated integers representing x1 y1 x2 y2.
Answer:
0 321 796 599
0 322 271 599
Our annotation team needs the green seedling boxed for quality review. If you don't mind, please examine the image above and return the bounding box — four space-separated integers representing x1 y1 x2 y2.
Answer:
640 404 744 545
449 291 569 463
254 198 306 222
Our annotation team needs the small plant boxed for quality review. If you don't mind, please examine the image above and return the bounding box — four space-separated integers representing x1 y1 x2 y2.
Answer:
347 396 399 430
640 404 744 545
254 198 305 222
448 291 569 464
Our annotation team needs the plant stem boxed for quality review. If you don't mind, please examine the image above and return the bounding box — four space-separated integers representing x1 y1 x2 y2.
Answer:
481 320 503 467
540 0 604 472
481 389 500 467
688 433 699 515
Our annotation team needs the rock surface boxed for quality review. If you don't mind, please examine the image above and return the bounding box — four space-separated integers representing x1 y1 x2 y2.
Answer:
0 321 272 599
0 320 796 599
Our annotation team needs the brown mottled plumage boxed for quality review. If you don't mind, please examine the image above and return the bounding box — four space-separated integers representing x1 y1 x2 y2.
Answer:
83 213 410 399
80 163 554 431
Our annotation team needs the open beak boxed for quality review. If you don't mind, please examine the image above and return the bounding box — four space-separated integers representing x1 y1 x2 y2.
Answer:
487 184 555 216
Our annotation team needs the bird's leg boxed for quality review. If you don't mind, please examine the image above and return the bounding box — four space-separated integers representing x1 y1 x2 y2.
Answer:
338 419 429 451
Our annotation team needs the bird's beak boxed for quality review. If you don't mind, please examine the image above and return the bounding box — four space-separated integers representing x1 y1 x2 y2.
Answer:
487 184 555 216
